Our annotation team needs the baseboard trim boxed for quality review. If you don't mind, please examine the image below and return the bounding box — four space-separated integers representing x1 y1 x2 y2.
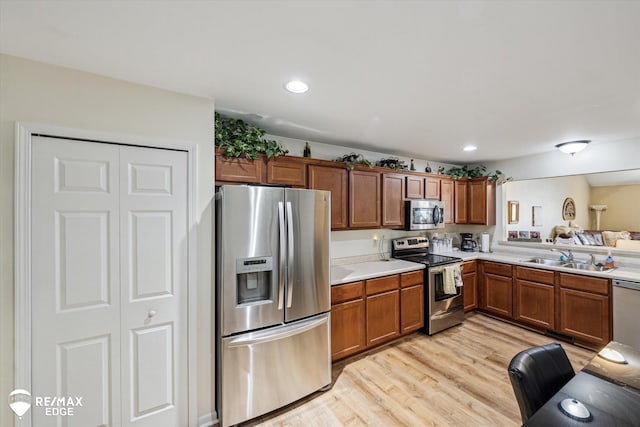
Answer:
199 411 218 427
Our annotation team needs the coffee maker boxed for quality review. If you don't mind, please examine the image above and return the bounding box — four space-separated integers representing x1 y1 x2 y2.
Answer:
460 233 477 252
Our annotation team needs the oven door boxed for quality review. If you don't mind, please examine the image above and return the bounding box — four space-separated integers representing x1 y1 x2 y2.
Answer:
429 263 463 311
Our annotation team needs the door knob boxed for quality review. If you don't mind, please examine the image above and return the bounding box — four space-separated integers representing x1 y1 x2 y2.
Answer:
148 309 157 318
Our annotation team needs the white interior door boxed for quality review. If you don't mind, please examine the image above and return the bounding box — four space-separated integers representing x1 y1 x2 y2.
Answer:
30 136 188 427
119 145 188 427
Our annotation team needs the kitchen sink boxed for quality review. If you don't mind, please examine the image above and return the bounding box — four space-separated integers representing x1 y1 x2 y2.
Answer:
522 257 566 266
562 262 614 272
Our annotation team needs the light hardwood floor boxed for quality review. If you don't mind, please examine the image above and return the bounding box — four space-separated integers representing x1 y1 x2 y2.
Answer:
243 313 595 427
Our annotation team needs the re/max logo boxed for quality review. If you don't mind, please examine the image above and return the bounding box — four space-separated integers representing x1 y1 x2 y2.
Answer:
34 397 83 407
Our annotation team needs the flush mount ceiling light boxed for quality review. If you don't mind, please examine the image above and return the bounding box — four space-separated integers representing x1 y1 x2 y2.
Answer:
284 80 309 94
463 145 477 152
555 140 590 155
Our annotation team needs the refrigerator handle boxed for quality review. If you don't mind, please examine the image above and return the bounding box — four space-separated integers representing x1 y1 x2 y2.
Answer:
286 201 294 308
277 202 286 310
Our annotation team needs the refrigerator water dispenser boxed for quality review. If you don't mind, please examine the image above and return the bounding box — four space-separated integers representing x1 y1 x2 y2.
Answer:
236 256 273 304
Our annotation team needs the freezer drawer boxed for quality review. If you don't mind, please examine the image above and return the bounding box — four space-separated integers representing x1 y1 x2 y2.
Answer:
220 313 331 427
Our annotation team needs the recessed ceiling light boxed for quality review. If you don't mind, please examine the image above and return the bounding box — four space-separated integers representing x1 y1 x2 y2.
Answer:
285 80 309 94
463 145 477 152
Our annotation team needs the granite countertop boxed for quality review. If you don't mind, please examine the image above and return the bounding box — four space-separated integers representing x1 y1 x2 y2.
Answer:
330 259 425 286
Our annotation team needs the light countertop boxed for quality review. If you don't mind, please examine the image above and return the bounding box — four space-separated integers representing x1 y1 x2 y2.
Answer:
330 250 640 286
330 259 425 286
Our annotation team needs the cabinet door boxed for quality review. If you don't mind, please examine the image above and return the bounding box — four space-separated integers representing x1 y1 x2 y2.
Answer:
405 176 424 199
463 271 478 312
331 299 366 361
382 173 405 227
468 178 487 224
515 279 555 329
400 285 424 334
483 273 513 318
308 165 348 230
215 153 264 184
440 178 454 224
560 288 610 347
424 176 440 199
366 290 400 346
349 170 381 228
266 157 306 187
454 179 468 224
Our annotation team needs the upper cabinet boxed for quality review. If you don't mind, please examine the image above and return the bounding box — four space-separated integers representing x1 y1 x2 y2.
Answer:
454 177 495 225
440 177 454 224
424 176 441 199
405 175 424 199
215 152 265 184
382 173 405 228
349 170 381 228
308 165 348 230
266 157 307 187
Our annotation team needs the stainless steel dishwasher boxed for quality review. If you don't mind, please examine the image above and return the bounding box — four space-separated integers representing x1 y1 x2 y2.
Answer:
613 279 640 350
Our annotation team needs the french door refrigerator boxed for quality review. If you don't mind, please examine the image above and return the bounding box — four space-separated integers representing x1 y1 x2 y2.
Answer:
215 185 331 427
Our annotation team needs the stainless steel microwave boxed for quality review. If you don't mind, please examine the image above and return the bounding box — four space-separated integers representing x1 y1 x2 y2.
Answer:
405 199 445 230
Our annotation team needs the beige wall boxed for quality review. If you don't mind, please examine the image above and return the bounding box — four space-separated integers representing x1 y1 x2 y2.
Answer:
0 55 215 425
590 184 640 231
504 175 591 240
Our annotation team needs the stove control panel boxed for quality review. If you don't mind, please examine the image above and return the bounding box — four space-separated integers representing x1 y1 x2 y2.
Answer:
392 237 429 251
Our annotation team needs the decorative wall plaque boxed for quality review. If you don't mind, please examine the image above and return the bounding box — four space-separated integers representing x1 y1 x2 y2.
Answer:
562 197 576 220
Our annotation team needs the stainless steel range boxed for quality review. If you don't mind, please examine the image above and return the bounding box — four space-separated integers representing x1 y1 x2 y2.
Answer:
392 237 464 335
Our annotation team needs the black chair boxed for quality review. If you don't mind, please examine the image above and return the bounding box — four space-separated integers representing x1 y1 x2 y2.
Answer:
507 342 575 423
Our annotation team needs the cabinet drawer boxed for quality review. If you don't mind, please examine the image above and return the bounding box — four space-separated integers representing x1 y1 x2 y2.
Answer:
462 260 477 274
483 261 512 277
559 273 609 295
400 270 424 288
331 281 364 304
366 275 399 295
516 266 555 285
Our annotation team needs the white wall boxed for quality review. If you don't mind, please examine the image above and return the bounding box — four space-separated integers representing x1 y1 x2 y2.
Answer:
485 137 640 181
0 55 216 425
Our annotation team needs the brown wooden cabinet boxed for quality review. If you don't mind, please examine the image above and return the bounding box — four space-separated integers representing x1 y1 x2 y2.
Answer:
405 175 424 199
481 261 513 318
454 179 468 224
468 177 496 225
308 165 348 230
462 260 478 312
514 267 555 329
440 178 454 224
424 176 440 199
215 154 264 184
382 173 405 228
330 281 366 361
400 270 424 334
558 273 611 347
365 275 400 346
266 157 307 187
349 170 381 228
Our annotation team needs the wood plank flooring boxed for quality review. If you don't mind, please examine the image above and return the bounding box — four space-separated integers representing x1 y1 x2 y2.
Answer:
242 313 595 427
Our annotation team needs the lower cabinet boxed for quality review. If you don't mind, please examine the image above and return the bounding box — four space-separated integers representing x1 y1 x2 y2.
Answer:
331 270 424 361
481 262 514 318
330 281 366 361
558 273 611 347
462 260 478 312
514 266 555 329
366 275 400 346
400 270 424 334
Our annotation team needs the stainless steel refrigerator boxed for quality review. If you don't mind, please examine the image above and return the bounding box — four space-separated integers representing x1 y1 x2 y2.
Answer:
215 185 331 427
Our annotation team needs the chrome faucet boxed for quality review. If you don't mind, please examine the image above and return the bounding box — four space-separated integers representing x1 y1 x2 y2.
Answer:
588 254 596 265
551 248 574 262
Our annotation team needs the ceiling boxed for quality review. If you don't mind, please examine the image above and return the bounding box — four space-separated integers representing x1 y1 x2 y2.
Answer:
1 1 640 163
